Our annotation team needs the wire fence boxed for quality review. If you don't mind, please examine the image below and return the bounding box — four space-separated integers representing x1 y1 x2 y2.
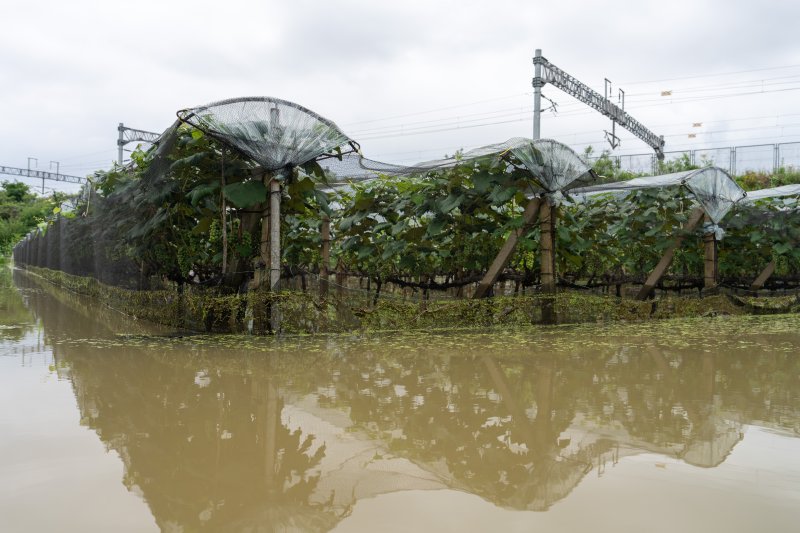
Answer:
591 141 800 176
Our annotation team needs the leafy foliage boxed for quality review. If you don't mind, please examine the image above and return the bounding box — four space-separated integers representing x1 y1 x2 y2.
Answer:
14 137 800 294
0 181 66 258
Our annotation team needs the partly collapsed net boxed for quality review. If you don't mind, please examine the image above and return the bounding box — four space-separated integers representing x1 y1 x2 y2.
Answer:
572 167 746 225
141 97 596 199
177 97 357 174
320 137 596 197
741 184 800 203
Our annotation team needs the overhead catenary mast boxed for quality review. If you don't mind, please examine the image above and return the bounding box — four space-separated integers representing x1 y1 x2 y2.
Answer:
117 123 161 164
532 49 665 160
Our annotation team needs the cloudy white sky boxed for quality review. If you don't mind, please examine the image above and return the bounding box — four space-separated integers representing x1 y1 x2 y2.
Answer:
2 0 799 194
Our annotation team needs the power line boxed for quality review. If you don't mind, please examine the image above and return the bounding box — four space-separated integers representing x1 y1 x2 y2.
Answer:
354 85 800 142
340 92 531 128
348 105 534 136
350 76 800 137
619 62 800 85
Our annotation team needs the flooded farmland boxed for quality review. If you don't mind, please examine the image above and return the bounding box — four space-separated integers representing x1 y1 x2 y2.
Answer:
2 268 799 532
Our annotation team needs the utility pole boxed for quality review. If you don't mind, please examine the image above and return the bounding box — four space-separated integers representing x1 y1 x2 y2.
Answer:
117 123 161 164
117 123 124 164
532 49 543 140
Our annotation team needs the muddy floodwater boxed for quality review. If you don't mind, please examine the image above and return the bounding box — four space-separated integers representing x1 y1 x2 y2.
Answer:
2 269 800 532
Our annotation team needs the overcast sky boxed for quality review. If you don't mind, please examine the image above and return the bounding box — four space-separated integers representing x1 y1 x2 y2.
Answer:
2 0 800 194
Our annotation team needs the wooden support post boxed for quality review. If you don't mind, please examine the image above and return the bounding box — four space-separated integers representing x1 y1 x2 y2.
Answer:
636 206 705 300
750 260 775 291
540 200 557 293
540 200 557 324
264 176 281 333
320 215 330 297
474 198 542 299
703 215 718 290
255 173 271 290
269 178 281 292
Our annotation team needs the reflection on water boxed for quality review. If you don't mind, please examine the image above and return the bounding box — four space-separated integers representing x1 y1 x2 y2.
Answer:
4 269 800 531
0 268 35 341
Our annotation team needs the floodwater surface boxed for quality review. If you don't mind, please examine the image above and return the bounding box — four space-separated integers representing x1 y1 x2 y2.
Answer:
1 268 799 532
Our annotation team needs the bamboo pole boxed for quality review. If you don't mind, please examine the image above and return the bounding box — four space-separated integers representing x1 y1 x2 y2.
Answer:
636 206 705 300
750 260 775 291
474 198 542 299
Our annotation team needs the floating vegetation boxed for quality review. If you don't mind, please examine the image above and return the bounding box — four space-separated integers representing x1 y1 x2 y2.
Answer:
20 266 800 337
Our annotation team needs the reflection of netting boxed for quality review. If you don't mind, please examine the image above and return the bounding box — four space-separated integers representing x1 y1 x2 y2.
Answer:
177 97 355 173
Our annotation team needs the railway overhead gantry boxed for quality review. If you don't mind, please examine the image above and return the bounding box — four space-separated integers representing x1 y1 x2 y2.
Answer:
532 49 665 160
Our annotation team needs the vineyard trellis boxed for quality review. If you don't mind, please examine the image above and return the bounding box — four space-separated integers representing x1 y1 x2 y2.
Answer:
12 97 800 331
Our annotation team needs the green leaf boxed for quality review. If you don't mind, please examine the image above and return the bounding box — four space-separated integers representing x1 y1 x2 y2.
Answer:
437 193 465 214
426 217 447 237
357 245 373 260
171 153 206 170
471 171 495 194
192 217 213 234
188 182 220 206
488 185 518 205
301 160 325 180
223 181 267 208
774 242 791 255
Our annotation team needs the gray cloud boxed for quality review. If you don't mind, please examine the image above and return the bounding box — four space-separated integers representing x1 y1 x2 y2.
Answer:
1 0 799 191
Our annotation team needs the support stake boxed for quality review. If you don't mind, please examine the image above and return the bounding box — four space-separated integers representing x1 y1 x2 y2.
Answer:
540 200 557 324
474 198 542 298
750 260 775 291
636 206 705 300
540 201 557 293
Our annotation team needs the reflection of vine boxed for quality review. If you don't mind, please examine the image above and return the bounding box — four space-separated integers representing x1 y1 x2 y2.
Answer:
48 341 334 532
21 278 800 522
305 339 800 509
0 268 35 340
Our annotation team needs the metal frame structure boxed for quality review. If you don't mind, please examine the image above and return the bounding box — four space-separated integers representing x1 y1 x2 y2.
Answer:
118 123 161 164
0 165 86 189
532 49 665 160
